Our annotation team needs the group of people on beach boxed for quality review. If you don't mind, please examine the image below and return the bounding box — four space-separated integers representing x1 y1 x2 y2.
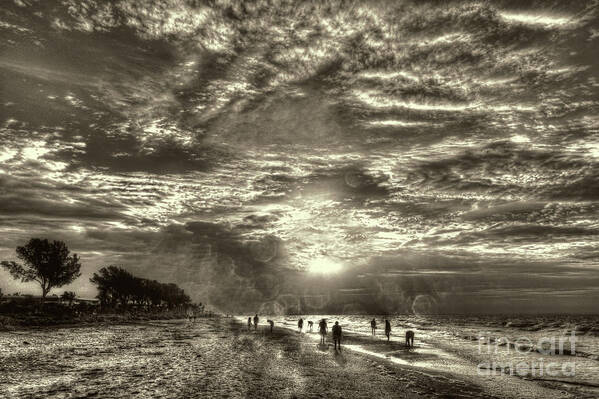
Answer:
246 316 415 349
315 319 343 350
370 318 392 341
247 314 277 334
293 318 342 350
296 318 316 333
247 314 260 330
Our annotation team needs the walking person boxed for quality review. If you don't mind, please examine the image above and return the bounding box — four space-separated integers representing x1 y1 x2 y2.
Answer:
248 317 252 330
370 318 377 336
298 318 304 333
385 319 391 341
253 314 259 330
319 319 328 345
268 319 274 333
332 321 342 350
308 321 313 332
406 330 415 348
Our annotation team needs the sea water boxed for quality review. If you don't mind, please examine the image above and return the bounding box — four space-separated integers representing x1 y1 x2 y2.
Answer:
245 314 599 395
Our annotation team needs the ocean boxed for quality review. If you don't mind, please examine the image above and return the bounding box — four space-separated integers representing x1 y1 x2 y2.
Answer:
245 314 599 395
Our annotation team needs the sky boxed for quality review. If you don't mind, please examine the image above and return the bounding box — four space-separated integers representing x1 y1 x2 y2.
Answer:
1 0 599 314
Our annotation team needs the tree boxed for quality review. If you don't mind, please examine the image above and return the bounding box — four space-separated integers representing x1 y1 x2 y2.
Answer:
61 291 77 306
90 265 136 307
90 265 193 310
1 238 81 305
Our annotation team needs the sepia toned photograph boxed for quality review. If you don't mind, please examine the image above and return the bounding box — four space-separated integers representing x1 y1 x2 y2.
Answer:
1 1 598 398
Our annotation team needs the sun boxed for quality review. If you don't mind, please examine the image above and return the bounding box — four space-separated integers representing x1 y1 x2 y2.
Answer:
307 257 342 274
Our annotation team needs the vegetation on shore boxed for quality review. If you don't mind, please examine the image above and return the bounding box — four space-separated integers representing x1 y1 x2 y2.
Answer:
90 265 191 308
0 238 205 329
0 298 203 330
0 238 81 305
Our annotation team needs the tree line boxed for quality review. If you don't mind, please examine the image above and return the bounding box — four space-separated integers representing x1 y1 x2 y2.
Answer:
90 265 191 308
1 238 194 309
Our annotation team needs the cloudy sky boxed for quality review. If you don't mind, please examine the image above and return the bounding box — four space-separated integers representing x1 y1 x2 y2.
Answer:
1 0 599 313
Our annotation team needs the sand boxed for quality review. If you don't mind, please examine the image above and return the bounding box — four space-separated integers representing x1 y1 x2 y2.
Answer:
0 318 578 398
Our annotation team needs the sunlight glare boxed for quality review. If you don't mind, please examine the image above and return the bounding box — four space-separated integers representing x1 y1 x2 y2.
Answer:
307 257 342 274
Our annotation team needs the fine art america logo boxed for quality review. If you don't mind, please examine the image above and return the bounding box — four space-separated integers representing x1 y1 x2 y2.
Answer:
476 331 577 377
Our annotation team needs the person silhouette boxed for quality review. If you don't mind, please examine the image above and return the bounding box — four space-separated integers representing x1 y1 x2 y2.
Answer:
247 317 252 330
298 318 304 333
385 319 391 341
253 314 259 330
370 318 377 336
319 319 328 345
308 321 313 332
268 319 274 333
406 330 415 348
332 321 342 350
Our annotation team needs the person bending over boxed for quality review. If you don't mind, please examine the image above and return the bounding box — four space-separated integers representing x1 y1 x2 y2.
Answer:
267 319 274 333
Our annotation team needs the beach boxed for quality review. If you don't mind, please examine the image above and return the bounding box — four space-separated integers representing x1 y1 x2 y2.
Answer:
2 317 594 398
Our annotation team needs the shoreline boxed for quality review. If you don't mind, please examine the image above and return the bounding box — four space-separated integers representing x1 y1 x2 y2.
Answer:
1 317 589 398
225 317 502 398
235 318 581 399
236 318 596 399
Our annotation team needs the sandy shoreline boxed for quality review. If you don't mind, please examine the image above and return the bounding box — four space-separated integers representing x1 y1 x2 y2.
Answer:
0 317 582 398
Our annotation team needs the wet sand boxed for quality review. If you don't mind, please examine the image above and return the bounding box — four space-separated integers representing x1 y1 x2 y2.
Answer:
0 318 575 398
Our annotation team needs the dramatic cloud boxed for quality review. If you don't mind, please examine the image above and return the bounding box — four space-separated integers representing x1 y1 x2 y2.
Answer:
1 0 599 312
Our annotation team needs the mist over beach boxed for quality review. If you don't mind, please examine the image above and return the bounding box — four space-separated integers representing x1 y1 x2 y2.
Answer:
1 0 599 397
